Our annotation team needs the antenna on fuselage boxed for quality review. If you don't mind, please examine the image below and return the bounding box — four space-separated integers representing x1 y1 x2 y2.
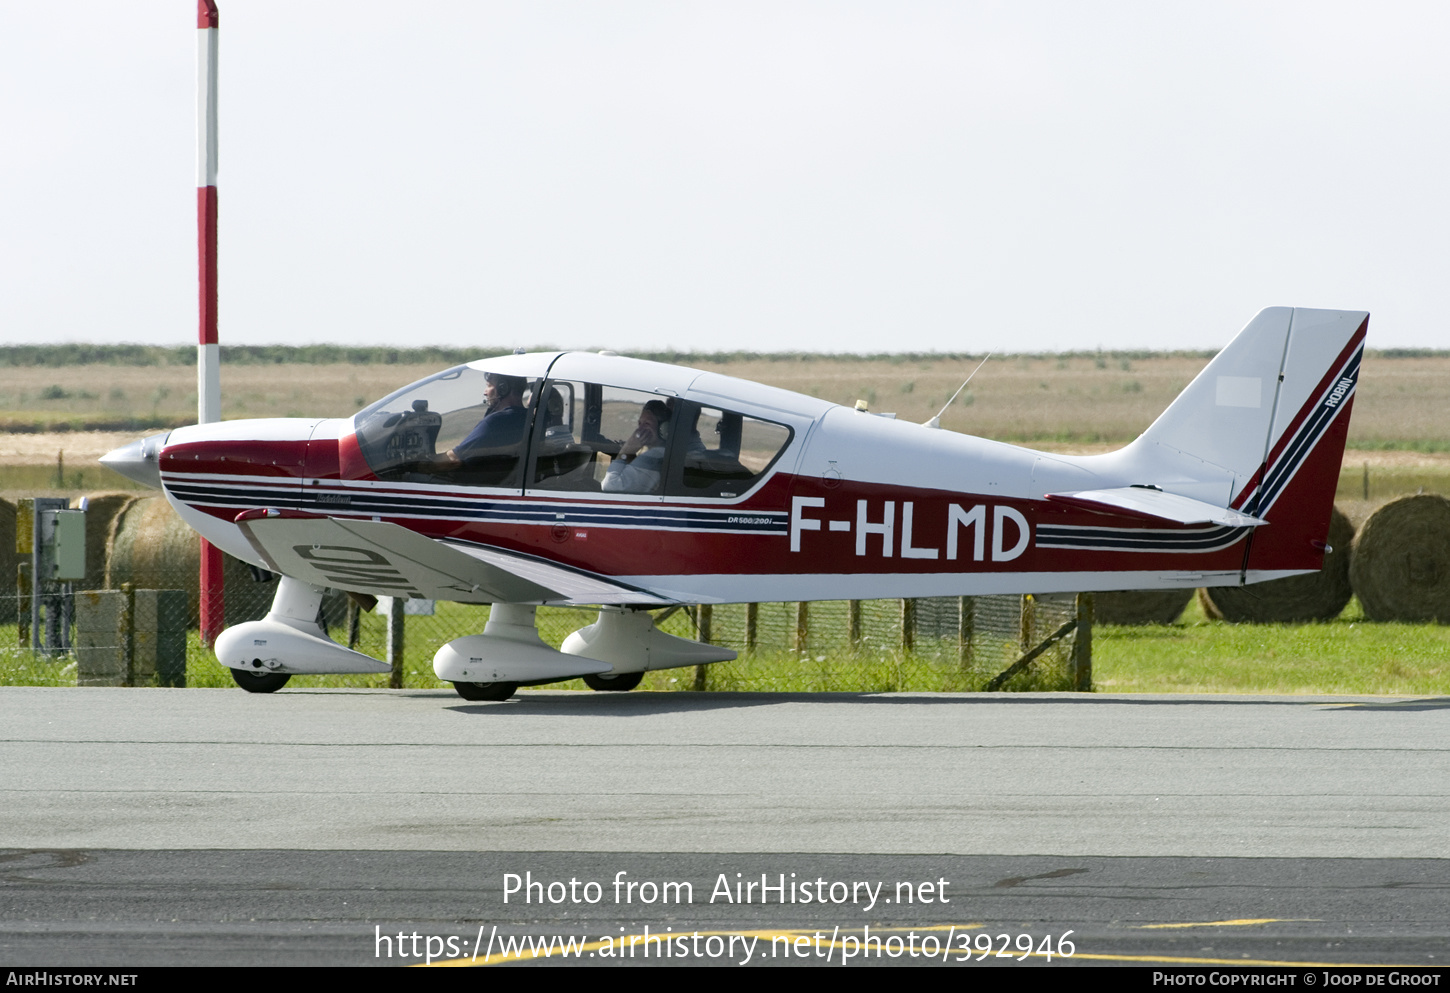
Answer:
924 352 991 429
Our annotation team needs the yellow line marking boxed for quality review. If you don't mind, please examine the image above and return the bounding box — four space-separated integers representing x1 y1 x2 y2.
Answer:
1138 918 1320 929
418 925 1419 968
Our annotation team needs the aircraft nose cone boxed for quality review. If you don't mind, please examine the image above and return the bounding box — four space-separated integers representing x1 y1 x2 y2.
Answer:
99 431 170 490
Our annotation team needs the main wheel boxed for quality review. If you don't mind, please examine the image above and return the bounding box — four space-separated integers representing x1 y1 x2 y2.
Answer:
453 681 518 702
231 668 291 693
582 671 643 692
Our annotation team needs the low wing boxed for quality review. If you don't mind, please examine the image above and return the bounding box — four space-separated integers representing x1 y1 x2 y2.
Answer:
1044 487 1268 528
234 511 672 606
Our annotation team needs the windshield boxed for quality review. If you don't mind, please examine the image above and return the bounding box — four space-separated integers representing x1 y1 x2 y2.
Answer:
353 365 470 425
352 366 539 486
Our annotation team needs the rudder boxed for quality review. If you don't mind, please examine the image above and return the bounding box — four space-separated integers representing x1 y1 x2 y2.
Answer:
1242 309 1367 575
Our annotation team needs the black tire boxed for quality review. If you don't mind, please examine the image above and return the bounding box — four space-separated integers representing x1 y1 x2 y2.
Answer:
231 668 292 693
453 681 518 702
582 671 643 692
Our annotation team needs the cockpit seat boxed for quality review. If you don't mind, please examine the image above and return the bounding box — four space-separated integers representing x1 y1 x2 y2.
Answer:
682 453 754 491
538 423 575 455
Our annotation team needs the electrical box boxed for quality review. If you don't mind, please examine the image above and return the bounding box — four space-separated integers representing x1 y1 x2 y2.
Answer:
21 497 74 655
49 510 87 581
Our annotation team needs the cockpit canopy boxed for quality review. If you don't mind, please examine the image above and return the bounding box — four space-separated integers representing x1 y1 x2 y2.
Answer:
352 361 793 498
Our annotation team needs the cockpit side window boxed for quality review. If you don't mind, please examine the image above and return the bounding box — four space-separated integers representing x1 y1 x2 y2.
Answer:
664 403 792 499
352 367 540 487
526 380 676 495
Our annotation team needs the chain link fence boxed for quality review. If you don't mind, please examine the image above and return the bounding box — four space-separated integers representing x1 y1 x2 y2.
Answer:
673 595 1083 691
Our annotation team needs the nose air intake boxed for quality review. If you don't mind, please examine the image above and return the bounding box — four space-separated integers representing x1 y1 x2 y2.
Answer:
99 431 171 490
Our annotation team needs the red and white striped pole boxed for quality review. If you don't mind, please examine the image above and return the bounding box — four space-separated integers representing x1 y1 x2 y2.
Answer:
197 0 225 646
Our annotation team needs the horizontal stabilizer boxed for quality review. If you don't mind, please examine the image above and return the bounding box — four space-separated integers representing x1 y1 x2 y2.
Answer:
1046 487 1268 527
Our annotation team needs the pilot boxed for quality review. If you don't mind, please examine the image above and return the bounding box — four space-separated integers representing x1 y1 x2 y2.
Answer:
432 372 528 470
602 399 672 493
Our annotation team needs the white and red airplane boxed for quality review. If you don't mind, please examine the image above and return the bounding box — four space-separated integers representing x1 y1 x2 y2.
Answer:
102 306 1365 700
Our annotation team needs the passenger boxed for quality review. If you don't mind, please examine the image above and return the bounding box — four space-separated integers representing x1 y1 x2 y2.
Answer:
545 386 566 429
602 399 672 493
674 400 709 459
432 373 527 470
537 386 573 454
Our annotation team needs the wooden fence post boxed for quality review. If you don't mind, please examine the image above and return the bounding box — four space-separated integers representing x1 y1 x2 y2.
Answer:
692 603 714 691
745 602 758 652
1072 592 1094 692
16 560 30 648
795 602 809 655
119 582 134 686
847 601 862 649
387 597 405 689
900 598 916 653
958 595 974 667
1019 594 1036 652
346 598 361 650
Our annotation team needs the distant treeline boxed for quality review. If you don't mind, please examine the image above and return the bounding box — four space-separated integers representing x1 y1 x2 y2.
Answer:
0 343 1444 367
0 416 188 434
0 344 486 367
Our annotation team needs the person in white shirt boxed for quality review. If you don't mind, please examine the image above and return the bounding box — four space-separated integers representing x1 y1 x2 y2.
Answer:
602 399 672 494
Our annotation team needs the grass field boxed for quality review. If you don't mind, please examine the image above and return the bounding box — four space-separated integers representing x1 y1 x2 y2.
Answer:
4 595 1448 697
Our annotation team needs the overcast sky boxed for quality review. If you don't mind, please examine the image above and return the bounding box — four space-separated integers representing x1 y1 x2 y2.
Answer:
3 2 1448 353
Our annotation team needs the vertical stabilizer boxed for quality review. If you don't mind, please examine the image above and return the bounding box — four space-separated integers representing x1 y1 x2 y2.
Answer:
1131 307 1294 507
1127 307 1367 576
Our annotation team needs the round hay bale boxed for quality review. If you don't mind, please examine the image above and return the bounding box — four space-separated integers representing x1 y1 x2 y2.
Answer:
103 496 333 629
1349 494 1450 623
70 491 139 593
106 496 202 623
1093 588 1194 625
1200 507 1355 622
0 498 15 623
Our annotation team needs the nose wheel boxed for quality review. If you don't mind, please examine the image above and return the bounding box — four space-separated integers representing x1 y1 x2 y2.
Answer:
452 681 517 701
231 669 292 693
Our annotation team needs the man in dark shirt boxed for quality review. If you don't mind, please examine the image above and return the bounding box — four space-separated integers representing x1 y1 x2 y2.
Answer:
432 373 527 470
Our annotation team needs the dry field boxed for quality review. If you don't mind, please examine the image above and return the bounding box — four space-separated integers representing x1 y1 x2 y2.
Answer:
2 352 1445 446
0 362 443 428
